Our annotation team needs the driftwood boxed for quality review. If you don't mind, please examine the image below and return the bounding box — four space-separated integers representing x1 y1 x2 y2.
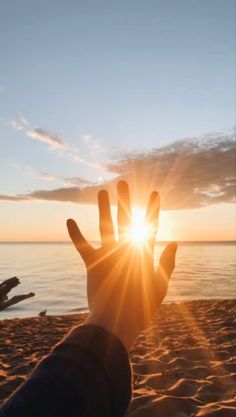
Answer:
0 277 35 311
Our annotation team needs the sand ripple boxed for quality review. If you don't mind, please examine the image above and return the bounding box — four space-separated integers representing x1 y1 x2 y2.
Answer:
0 300 236 417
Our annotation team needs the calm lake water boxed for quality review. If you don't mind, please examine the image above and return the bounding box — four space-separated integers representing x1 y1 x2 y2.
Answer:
0 242 235 319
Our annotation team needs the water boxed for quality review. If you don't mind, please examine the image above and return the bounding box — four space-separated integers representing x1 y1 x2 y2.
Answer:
0 242 235 319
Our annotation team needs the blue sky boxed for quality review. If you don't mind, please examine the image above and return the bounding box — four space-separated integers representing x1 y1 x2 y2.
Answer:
0 0 235 241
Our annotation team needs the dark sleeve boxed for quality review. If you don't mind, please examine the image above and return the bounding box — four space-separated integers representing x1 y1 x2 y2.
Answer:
0 325 132 417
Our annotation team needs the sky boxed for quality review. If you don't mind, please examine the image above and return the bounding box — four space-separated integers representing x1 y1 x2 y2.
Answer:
0 0 235 241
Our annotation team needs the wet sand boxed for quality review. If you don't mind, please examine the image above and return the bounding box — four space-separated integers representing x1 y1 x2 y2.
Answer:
0 299 236 416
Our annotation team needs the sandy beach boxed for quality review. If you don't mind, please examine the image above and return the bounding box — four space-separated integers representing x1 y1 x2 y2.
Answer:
0 299 235 416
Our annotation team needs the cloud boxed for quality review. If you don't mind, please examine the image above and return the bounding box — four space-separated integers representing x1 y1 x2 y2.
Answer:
81 134 105 152
8 113 29 131
73 154 104 170
26 128 66 150
36 171 94 187
1 132 235 210
8 116 106 168
9 115 67 151
106 133 236 209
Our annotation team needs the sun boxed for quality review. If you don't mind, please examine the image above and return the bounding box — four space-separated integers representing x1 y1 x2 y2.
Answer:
128 208 150 244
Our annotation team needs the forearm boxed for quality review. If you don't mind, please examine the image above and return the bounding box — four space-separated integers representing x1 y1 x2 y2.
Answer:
0 324 132 417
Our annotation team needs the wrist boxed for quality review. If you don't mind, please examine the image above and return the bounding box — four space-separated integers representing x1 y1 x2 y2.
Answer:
85 312 137 351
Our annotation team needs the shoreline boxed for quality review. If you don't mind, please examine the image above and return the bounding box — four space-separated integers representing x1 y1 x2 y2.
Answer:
1 297 236 321
1 299 236 416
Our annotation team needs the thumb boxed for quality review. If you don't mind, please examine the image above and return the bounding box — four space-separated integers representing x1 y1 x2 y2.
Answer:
159 242 177 279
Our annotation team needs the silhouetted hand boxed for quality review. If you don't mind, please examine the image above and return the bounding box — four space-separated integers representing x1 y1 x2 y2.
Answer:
67 181 177 350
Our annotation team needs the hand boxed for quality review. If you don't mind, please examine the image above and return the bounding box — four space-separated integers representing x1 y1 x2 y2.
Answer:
67 181 177 350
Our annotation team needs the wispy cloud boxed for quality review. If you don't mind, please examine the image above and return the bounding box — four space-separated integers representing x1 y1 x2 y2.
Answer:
9 114 66 150
1 132 235 210
81 134 105 153
13 164 96 187
8 115 107 169
8 113 29 131
73 154 104 170
26 128 66 150
36 171 94 187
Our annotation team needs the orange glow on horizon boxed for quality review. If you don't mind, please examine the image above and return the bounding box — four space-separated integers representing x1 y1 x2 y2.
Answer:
0 201 235 242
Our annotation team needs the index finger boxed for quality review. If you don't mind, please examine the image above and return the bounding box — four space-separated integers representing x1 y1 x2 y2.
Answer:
98 190 115 245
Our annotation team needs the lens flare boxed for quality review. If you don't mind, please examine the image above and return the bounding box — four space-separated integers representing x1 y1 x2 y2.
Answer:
128 208 150 244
